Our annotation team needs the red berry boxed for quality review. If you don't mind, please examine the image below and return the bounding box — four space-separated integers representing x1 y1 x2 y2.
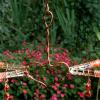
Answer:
4 93 9 100
85 91 91 97
4 84 9 91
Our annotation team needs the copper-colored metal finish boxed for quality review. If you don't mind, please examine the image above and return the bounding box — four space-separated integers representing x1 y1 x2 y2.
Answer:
0 70 25 79
0 61 4 67
90 59 100 68
70 69 100 78
43 0 53 66
69 59 100 78
0 63 29 70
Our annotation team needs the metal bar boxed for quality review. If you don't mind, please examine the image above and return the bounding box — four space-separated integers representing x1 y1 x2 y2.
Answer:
0 70 25 79
0 62 29 70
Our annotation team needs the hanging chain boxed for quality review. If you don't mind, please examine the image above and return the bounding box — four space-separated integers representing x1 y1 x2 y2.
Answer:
43 0 53 66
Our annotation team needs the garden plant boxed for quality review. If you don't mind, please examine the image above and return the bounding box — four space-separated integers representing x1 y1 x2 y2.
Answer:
0 0 100 100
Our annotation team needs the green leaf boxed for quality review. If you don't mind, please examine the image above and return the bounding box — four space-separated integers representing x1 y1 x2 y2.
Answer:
94 27 100 40
96 32 100 40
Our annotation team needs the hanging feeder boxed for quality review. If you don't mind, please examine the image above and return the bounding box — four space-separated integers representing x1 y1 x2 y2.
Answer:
0 0 100 99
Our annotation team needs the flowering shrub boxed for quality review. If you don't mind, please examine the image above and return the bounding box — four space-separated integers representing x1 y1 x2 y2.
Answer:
0 42 98 100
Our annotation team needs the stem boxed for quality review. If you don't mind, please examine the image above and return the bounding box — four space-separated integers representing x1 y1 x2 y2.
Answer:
27 74 47 87
96 78 100 100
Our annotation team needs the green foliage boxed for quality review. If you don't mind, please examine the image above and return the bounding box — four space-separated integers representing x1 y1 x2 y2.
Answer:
0 0 43 51
0 0 100 53
51 0 100 54
0 0 100 99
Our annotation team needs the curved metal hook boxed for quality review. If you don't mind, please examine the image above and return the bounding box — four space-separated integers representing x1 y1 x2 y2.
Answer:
47 10 53 27
44 3 53 27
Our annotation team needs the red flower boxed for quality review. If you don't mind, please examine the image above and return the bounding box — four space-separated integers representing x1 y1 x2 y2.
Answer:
32 51 41 61
77 92 84 98
44 46 49 52
2 50 14 59
57 70 61 74
54 52 70 65
3 50 9 55
43 77 46 81
52 85 58 91
11 79 16 83
39 94 45 100
9 95 14 99
57 90 61 94
22 60 27 66
22 82 27 86
46 69 50 74
61 93 65 98
54 77 58 82
35 89 39 94
22 89 27 94
26 54 32 59
41 59 48 65
50 94 57 100
64 84 68 88
55 83 60 87
66 73 72 80
25 49 30 55
69 84 75 89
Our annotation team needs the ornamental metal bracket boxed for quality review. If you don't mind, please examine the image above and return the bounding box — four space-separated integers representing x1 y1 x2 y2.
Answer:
69 59 100 78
